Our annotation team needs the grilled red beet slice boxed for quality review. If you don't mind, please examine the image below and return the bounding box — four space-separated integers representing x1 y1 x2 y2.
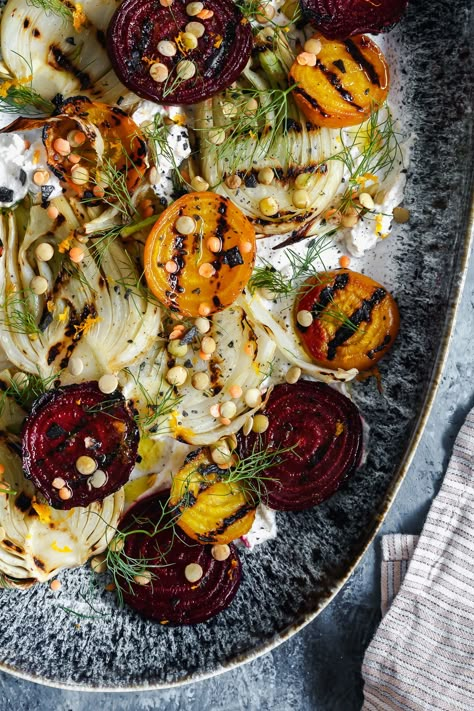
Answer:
238 382 362 511
300 0 408 39
22 382 139 510
106 0 253 105
119 492 242 625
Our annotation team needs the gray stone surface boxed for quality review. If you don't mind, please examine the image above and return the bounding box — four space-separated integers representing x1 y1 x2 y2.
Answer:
0 214 472 711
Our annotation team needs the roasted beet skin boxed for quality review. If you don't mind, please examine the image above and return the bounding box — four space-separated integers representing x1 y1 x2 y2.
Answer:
22 382 139 510
119 491 242 625
106 0 253 105
300 0 408 39
238 382 363 511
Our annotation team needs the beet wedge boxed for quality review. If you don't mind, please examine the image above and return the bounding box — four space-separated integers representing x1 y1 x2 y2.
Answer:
118 491 242 625
238 382 363 511
106 0 253 105
22 382 139 510
301 0 408 39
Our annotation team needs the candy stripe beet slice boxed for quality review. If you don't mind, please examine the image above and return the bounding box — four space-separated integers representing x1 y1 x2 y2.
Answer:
106 0 253 105
238 382 363 511
301 0 408 39
22 382 139 510
119 492 241 625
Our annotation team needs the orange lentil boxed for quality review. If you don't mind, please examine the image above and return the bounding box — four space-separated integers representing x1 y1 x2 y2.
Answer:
209 404 220 418
240 240 253 254
59 487 72 500
197 8 213 18
142 206 154 218
229 384 242 399
207 237 221 253
50 579 62 592
69 130 86 147
220 417 231 426
69 247 84 263
68 153 81 164
339 255 351 268
33 170 50 186
198 262 215 278
296 51 317 66
199 350 211 361
198 303 211 316
92 185 105 197
46 205 59 219
53 138 71 156
0 464 5 476
165 260 178 274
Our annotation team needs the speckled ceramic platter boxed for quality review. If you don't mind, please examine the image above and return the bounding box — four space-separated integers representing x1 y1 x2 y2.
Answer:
0 0 472 691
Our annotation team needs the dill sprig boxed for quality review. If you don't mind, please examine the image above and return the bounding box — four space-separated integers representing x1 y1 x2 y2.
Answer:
88 156 139 220
221 440 296 505
109 256 163 314
236 0 302 29
143 113 188 188
124 368 183 435
319 302 363 335
0 290 41 336
0 368 61 414
161 61 200 100
26 0 74 21
202 84 295 178
87 215 158 266
0 52 54 116
0 80 54 116
328 107 403 214
103 504 180 606
248 235 333 298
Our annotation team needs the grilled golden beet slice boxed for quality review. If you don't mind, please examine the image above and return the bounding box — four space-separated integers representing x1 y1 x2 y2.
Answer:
290 34 389 128
170 449 256 545
144 192 256 317
295 269 399 371
43 96 147 199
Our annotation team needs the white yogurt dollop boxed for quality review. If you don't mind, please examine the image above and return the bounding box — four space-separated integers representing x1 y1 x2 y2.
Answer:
132 101 191 205
241 505 278 549
0 131 62 208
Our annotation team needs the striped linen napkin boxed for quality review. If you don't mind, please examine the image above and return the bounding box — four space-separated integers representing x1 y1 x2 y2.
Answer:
362 408 474 710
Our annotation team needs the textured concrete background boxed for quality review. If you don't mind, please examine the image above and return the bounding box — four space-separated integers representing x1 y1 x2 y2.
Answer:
0 235 471 711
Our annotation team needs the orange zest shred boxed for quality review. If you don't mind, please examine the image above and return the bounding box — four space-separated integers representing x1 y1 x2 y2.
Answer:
73 313 101 336
0 75 32 98
58 306 70 322
174 32 189 55
72 3 87 31
172 113 186 127
58 235 73 253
